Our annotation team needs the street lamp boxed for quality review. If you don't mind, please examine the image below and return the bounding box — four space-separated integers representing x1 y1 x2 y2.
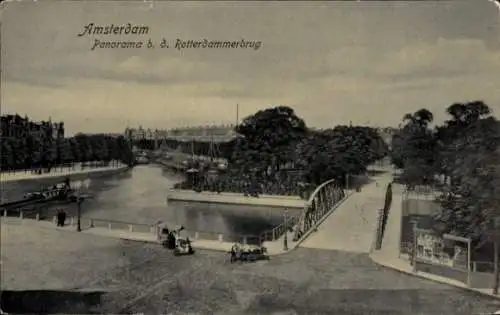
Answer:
74 177 90 232
76 196 84 232
283 208 289 251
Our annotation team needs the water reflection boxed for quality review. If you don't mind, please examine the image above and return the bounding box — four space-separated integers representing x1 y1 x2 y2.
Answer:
169 201 300 236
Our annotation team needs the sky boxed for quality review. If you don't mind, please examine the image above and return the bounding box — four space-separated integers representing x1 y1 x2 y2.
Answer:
1 1 500 136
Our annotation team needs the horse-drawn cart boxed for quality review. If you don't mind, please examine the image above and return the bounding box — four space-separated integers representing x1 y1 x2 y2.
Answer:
229 243 269 263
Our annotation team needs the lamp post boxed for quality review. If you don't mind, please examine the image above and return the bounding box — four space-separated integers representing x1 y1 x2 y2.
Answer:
494 236 499 294
492 217 500 294
75 177 90 232
283 208 289 251
76 196 84 232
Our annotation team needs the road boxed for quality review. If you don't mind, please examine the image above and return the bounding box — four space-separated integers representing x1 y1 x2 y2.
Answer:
85 243 500 314
4 217 499 314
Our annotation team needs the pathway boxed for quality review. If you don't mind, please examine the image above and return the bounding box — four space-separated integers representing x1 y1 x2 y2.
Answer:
367 165 500 301
299 171 393 253
1 216 290 255
5 214 500 314
369 184 500 300
0 161 127 183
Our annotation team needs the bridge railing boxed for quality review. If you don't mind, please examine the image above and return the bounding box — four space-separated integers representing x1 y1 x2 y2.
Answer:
259 214 301 243
255 179 347 245
292 179 347 242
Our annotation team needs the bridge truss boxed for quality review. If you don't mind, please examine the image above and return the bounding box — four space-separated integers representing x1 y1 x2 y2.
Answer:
293 179 346 242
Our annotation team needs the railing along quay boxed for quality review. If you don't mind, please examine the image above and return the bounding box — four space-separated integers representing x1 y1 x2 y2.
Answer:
259 214 301 243
1 210 263 245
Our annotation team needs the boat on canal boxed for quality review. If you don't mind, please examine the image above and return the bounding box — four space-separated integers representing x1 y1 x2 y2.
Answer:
1 180 74 208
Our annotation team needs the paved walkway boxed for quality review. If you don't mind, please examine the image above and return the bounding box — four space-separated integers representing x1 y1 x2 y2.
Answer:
1 216 290 255
367 167 500 301
0 162 127 183
79 226 295 255
299 172 393 253
370 250 500 300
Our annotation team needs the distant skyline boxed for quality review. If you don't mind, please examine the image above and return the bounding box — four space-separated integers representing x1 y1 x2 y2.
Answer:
2 1 500 136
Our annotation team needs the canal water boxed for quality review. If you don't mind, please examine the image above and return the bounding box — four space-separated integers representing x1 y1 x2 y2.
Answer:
1 165 291 237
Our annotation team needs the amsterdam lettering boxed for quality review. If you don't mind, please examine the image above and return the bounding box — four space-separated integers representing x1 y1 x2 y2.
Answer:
78 23 149 36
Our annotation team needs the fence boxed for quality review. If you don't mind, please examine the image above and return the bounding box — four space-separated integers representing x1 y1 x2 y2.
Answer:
399 227 496 289
402 186 442 199
259 213 301 243
293 179 346 242
401 240 494 272
374 183 393 250
1 209 263 245
0 160 124 175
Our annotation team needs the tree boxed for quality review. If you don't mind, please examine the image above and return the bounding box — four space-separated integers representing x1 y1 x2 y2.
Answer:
434 114 500 242
296 126 388 186
115 136 135 166
59 138 74 164
391 108 437 187
0 114 136 171
233 106 308 178
434 101 493 185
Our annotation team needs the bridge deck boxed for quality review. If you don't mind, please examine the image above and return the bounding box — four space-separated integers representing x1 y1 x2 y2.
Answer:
299 172 393 253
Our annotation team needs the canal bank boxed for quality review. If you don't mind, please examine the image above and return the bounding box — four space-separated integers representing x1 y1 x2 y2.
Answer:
0 163 130 204
2 165 290 240
166 189 306 209
0 162 130 184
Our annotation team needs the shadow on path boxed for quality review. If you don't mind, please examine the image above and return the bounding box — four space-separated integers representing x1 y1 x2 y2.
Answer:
1 290 105 314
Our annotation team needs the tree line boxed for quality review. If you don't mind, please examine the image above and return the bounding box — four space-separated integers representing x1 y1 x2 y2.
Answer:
229 106 388 187
1 114 135 171
390 101 500 243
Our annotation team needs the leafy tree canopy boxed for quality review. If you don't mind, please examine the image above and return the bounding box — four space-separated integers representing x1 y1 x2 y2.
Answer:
389 101 500 243
231 106 308 178
225 105 389 187
1 114 135 171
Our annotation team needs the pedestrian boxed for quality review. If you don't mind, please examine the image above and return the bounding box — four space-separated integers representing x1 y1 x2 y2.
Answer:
167 231 176 249
56 209 63 227
156 220 163 241
230 243 238 262
61 209 67 227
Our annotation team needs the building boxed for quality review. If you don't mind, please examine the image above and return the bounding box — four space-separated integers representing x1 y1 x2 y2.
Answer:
0 114 64 142
124 125 236 142
80 132 122 138
377 127 396 149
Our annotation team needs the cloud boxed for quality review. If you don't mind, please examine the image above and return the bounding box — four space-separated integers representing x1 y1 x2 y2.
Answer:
1 1 500 135
375 38 500 81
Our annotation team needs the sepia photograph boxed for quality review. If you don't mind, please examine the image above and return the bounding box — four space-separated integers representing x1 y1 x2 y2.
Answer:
1 1 500 314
